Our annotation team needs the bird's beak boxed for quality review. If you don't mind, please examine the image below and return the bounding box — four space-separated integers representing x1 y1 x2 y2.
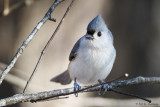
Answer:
86 35 94 40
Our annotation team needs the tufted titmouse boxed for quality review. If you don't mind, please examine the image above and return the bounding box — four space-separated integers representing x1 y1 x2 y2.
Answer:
51 14 116 94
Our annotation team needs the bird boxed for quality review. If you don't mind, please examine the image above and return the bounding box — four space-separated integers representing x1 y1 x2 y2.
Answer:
50 14 116 96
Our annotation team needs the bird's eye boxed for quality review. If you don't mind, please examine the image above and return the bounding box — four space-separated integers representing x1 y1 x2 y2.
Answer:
97 32 102 37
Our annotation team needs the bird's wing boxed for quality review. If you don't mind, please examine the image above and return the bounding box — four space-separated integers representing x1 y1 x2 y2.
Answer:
69 37 82 61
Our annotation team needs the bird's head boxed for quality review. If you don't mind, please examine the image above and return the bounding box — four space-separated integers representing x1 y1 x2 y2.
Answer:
83 14 114 49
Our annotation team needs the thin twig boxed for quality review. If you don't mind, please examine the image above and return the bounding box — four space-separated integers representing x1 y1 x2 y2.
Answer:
23 0 75 93
110 88 151 103
106 73 129 83
77 73 129 93
0 76 159 106
0 0 65 86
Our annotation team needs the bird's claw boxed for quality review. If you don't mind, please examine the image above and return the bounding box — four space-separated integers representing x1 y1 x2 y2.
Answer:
74 78 81 97
98 80 110 95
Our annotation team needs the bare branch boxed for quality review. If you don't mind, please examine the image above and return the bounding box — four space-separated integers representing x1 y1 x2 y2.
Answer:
0 76 159 106
23 0 75 93
0 0 65 86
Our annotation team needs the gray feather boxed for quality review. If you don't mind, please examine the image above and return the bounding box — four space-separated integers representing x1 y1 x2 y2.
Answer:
108 29 114 44
69 38 81 61
50 70 72 85
87 14 114 43
87 14 108 32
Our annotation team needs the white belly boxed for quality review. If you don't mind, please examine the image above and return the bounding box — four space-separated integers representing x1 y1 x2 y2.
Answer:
68 46 116 85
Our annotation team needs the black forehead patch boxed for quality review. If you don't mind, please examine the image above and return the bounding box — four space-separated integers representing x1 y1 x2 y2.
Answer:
87 30 95 35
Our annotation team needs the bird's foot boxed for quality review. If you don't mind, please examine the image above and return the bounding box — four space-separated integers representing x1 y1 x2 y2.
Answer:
98 80 111 95
74 78 81 97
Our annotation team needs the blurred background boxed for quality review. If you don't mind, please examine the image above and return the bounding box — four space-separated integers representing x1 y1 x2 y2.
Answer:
0 0 160 107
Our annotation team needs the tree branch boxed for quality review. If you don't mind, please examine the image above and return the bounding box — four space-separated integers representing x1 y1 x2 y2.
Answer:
0 0 65 86
0 76 159 106
23 0 75 93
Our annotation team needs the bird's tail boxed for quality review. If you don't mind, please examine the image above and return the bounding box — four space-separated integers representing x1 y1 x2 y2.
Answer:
50 70 72 85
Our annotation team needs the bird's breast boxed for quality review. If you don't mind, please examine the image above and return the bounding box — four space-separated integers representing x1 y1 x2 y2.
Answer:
68 45 115 85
